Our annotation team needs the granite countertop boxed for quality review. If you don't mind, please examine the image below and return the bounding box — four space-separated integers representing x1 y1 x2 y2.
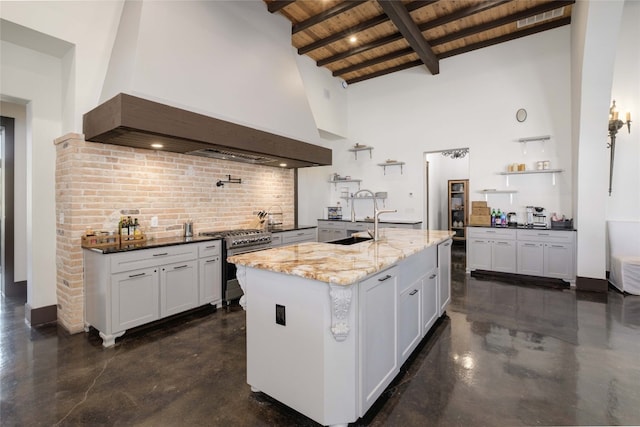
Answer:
83 235 222 254
228 228 454 286
318 219 422 224
468 225 576 231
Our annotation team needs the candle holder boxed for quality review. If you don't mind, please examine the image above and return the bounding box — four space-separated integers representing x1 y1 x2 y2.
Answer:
607 100 632 195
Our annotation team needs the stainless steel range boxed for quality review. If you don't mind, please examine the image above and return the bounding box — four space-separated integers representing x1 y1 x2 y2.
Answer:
200 229 272 305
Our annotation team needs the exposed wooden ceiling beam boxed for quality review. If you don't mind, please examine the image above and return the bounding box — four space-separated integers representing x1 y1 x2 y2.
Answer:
333 0 574 77
346 59 423 85
345 16 572 85
267 1 295 13
438 16 572 60
293 1 367 34
377 0 439 74
429 0 574 46
298 0 438 55
318 0 508 67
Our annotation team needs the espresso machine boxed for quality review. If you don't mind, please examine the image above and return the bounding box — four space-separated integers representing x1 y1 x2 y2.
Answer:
532 206 547 229
525 206 535 227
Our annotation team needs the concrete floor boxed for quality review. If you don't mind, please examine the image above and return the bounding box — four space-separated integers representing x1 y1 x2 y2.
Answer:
2 247 640 426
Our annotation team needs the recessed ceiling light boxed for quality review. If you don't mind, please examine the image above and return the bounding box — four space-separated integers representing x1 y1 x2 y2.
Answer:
349 35 357 44
151 143 163 149
279 163 287 167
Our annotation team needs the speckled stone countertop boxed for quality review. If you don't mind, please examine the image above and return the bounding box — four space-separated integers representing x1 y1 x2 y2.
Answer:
82 235 222 254
228 228 454 286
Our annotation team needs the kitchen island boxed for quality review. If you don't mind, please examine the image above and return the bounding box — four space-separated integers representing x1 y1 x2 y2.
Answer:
228 228 453 426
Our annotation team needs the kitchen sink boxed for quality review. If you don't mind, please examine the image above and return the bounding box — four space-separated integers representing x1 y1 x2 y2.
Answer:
327 236 373 245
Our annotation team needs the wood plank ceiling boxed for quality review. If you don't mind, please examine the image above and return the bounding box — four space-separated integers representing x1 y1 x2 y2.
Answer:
264 0 574 85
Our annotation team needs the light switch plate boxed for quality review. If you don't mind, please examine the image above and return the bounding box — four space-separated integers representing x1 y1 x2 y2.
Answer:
151 216 158 227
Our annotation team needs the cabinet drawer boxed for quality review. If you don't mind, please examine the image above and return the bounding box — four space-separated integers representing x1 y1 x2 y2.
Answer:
197 240 221 258
345 222 370 232
282 228 317 244
317 221 345 230
271 234 283 246
467 227 516 240
110 245 198 274
516 230 575 243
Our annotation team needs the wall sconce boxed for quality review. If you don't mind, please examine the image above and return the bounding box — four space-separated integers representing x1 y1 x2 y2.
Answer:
608 100 632 195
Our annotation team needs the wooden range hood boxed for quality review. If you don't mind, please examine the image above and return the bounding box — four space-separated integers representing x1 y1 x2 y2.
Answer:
82 93 332 168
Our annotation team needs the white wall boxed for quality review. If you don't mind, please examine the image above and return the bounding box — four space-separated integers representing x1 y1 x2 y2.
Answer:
0 101 27 282
0 41 61 308
607 0 640 220
571 1 625 281
298 27 572 226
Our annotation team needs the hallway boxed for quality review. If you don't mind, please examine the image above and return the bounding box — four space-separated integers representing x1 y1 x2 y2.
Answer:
1 248 639 426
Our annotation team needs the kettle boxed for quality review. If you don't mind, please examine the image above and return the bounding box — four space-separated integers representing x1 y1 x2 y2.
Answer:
507 212 518 227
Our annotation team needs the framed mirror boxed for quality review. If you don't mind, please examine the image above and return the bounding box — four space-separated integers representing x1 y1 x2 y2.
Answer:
516 108 527 122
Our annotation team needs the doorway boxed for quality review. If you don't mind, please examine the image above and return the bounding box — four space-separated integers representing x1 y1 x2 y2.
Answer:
424 149 470 245
1 116 19 298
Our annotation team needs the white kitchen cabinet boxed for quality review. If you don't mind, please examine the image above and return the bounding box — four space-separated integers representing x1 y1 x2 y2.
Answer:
467 228 517 273
399 283 421 363
160 260 198 317
543 243 574 279
317 220 422 242
197 241 222 306
517 241 544 276
84 239 223 347
272 228 317 247
422 269 438 335
111 267 159 332
438 239 452 315
359 266 398 413
317 221 348 242
516 229 575 281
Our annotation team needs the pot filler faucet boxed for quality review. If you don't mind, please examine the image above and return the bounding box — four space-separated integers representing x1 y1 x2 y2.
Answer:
350 189 396 241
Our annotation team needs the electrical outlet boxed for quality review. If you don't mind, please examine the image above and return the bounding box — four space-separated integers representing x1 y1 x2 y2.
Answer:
151 216 158 227
275 304 286 326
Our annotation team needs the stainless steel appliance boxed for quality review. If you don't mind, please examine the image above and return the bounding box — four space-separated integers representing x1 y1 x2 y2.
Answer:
533 207 547 229
507 212 518 227
200 229 272 305
526 206 535 227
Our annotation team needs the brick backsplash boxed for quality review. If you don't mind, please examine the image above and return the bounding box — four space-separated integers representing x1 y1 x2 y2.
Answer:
55 133 294 333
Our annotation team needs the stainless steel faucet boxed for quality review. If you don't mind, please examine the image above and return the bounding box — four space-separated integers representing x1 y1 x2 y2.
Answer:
351 189 377 222
372 208 397 241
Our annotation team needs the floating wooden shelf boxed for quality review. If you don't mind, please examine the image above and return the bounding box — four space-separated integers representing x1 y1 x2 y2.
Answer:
348 145 373 159
377 161 405 174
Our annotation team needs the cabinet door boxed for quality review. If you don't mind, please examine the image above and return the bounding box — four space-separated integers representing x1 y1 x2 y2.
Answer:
517 241 544 276
468 238 492 270
422 269 438 336
160 260 198 317
544 243 574 280
438 240 452 315
199 255 221 306
492 240 517 273
399 280 421 363
359 267 398 414
111 267 159 332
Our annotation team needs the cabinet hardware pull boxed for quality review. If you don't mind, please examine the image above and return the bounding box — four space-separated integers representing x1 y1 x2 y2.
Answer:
297 232 305 236
444 242 451 247
486 230 496 233
538 233 550 236
429 274 437 279
129 272 145 278
409 289 418 295
206 258 218 263
378 274 392 282
153 252 169 257
174 265 188 270
524 243 536 247
551 245 563 248
206 245 217 249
